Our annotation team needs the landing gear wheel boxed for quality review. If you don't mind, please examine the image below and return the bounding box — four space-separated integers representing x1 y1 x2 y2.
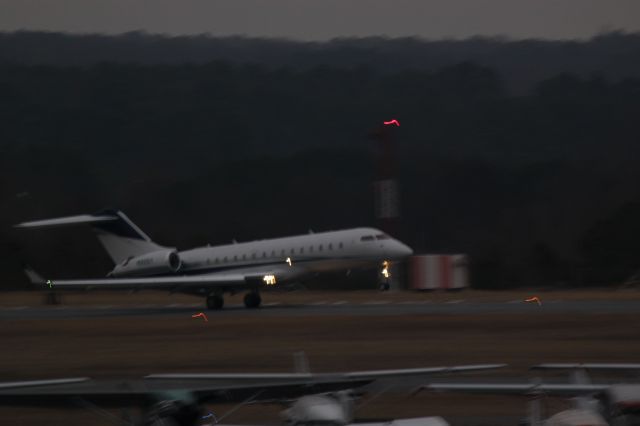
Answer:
206 294 224 310
243 292 261 309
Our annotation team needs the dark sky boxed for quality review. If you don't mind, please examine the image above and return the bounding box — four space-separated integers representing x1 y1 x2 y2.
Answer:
1 0 639 40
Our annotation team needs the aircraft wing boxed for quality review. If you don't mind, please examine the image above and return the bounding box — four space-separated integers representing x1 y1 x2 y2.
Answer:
418 383 610 395
0 377 373 408
532 363 640 371
23 265 306 290
342 364 507 379
0 378 90 390
146 364 507 382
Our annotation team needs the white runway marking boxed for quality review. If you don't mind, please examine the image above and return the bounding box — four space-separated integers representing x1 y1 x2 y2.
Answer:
332 301 347 305
445 299 465 304
363 300 390 305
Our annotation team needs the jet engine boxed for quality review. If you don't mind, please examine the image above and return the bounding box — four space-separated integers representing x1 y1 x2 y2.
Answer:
109 249 182 277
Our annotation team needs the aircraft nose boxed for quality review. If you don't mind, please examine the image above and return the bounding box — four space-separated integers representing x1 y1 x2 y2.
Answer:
388 241 413 258
399 242 413 257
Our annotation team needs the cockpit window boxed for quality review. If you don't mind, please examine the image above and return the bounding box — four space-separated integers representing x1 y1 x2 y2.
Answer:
375 234 390 240
361 236 375 241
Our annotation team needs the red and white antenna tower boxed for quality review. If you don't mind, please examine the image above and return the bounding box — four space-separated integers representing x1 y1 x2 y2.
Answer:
370 119 401 238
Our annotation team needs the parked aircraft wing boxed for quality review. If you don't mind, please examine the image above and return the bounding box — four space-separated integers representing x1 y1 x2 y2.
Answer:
0 378 90 390
418 383 609 395
0 378 372 408
344 364 508 379
532 364 640 371
146 364 507 382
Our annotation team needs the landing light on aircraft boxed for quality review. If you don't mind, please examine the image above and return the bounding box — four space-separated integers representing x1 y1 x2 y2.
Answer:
382 261 390 278
263 274 277 285
286 257 292 266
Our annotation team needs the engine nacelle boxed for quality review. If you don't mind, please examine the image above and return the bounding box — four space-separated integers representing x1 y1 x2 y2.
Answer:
282 394 351 426
110 250 182 277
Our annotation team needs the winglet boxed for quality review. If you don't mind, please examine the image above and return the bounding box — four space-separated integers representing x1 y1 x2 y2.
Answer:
23 266 46 285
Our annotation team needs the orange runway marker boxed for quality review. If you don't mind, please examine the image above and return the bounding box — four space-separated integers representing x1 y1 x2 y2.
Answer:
192 312 208 322
524 296 542 306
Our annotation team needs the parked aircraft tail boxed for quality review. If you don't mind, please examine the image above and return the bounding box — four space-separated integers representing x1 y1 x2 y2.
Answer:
15 209 168 264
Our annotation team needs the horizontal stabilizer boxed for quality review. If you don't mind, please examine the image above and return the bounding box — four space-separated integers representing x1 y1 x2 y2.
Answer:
14 214 118 229
15 210 161 264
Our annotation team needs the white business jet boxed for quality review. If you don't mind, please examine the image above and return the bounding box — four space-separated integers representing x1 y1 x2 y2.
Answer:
16 209 413 309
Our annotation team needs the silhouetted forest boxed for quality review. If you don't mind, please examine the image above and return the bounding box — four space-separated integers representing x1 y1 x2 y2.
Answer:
2 31 640 289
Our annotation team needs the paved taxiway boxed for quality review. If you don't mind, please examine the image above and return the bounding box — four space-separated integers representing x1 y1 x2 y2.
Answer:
1 299 638 320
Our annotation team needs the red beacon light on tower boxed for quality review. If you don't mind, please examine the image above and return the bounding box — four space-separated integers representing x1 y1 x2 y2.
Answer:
383 119 400 126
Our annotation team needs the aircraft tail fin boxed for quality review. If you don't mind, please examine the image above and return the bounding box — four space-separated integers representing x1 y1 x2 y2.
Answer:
15 209 168 264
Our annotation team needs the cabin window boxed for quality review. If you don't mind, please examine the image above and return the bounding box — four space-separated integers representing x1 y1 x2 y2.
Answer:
242 254 247 261
252 253 256 260
271 250 276 257
361 236 375 242
263 252 266 258
215 258 219 264
319 244 323 251
281 249 285 256
309 245 314 253
339 242 343 249
300 247 304 254
290 248 295 255
223 256 228 263
206 259 210 265
234 255 237 262
329 243 333 250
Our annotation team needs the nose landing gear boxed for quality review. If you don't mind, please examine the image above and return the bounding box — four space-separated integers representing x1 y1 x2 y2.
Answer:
379 260 391 291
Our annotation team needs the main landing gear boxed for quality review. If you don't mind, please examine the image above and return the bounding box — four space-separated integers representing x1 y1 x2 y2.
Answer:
205 291 262 309
206 292 224 310
243 291 261 309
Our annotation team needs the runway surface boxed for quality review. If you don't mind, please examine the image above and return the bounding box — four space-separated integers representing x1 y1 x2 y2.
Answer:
1 298 638 319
